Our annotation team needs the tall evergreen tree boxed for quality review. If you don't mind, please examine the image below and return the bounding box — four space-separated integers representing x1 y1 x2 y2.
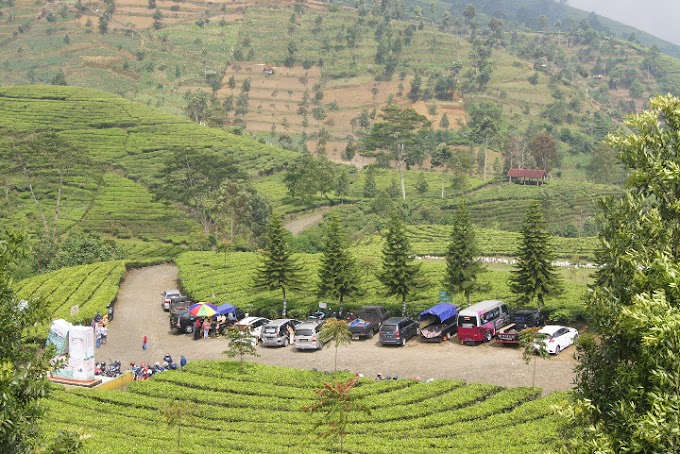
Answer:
317 215 361 317
508 201 562 309
443 203 488 306
567 95 680 452
363 166 377 198
377 210 423 316
254 215 303 316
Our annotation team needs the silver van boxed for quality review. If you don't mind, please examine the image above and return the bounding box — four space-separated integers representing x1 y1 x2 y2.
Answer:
261 319 300 347
294 320 325 351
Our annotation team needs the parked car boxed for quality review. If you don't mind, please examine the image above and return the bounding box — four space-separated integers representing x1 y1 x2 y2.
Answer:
234 316 271 345
261 319 300 347
379 317 418 346
169 310 197 334
294 319 325 351
162 289 182 311
496 309 544 345
534 325 579 355
349 306 389 339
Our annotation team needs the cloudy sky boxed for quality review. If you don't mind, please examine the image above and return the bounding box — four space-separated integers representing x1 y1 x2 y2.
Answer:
567 0 680 46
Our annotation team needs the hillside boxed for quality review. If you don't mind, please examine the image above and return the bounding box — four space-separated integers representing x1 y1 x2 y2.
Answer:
0 0 678 160
0 85 296 254
41 360 569 453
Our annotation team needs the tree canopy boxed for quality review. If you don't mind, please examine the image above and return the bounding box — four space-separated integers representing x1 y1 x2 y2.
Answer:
568 95 680 452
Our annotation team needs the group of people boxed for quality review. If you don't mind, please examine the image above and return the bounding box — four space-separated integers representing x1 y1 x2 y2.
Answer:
130 353 187 380
93 310 110 348
192 313 234 340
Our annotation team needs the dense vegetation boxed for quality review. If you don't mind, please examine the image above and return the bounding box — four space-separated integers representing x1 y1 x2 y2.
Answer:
40 360 569 453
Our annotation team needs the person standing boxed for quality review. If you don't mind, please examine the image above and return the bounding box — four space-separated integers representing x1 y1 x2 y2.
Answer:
193 318 201 340
107 304 114 321
142 335 147 350
202 318 210 339
95 324 102 348
101 325 108 344
180 355 187 368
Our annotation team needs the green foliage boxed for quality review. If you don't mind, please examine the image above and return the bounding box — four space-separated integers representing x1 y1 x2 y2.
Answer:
254 215 304 316
377 211 424 315
519 327 550 388
0 231 76 453
302 375 368 453
39 360 570 452
317 215 361 316
318 318 353 373
508 201 563 308
223 326 259 370
568 95 680 453
444 203 488 305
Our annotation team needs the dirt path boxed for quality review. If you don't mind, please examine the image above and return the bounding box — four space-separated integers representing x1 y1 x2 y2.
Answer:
99 265 577 394
284 209 327 235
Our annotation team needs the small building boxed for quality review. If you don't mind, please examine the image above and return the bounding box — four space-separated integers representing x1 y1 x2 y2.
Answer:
507 168 546 185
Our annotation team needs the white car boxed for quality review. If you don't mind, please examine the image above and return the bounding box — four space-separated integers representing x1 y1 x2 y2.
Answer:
234 316 271 344
162 289 181 311
534 325 579 355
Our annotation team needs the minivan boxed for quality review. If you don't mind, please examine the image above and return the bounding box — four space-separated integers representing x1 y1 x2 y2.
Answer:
294 320 325 351
379 317 418 346
261 319 300 347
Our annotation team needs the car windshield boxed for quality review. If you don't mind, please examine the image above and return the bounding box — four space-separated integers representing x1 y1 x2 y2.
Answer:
381 325 397 332
263 327 276 334
296 329 313 336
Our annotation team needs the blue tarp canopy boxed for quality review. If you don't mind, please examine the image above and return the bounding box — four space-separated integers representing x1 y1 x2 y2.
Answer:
419 302 458 322
216 304 237 316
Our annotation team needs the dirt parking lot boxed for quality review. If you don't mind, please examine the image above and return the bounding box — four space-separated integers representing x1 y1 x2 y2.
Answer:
98 265 577 394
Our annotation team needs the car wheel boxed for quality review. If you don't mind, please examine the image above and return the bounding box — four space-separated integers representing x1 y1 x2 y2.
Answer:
401 337 406 347
184 324 194 334
284 337 290 347
555 345 561 355
367 330 374 339
485 331 492 342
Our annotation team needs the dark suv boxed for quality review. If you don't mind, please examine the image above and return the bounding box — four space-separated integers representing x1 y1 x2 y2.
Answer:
379 317 418 346
170 310 198 334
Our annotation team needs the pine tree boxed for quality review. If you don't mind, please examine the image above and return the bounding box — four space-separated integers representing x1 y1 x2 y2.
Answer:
317 215 361 317
363 166 377 198
508 201 562 309
377 210 423 316
443 203 488 305
414 171 429 194
254 214 304 316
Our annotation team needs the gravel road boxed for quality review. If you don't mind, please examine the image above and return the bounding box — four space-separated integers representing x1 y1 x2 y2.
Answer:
98 264 577 394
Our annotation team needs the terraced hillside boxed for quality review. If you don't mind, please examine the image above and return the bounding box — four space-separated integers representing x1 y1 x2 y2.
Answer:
13 260 128 326
0 85 296 253
42 361 569 453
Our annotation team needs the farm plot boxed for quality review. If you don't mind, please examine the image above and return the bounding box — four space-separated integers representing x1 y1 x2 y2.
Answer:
14 261 127 327
41 361 568 453
79 172 200 245
176 250 592 322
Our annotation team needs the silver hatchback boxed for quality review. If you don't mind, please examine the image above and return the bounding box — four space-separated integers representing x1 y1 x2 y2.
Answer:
261 319 300 347
294 320 325 351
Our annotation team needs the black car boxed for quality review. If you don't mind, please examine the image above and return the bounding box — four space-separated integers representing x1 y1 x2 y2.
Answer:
379 317 418 346
511 309 544 330
170 310 197 334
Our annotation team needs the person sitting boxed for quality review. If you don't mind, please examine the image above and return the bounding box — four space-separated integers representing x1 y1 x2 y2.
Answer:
163 353 173 364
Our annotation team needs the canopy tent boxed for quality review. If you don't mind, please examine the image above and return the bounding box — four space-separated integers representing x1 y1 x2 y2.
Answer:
216 304 237 316
419 302 458 323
